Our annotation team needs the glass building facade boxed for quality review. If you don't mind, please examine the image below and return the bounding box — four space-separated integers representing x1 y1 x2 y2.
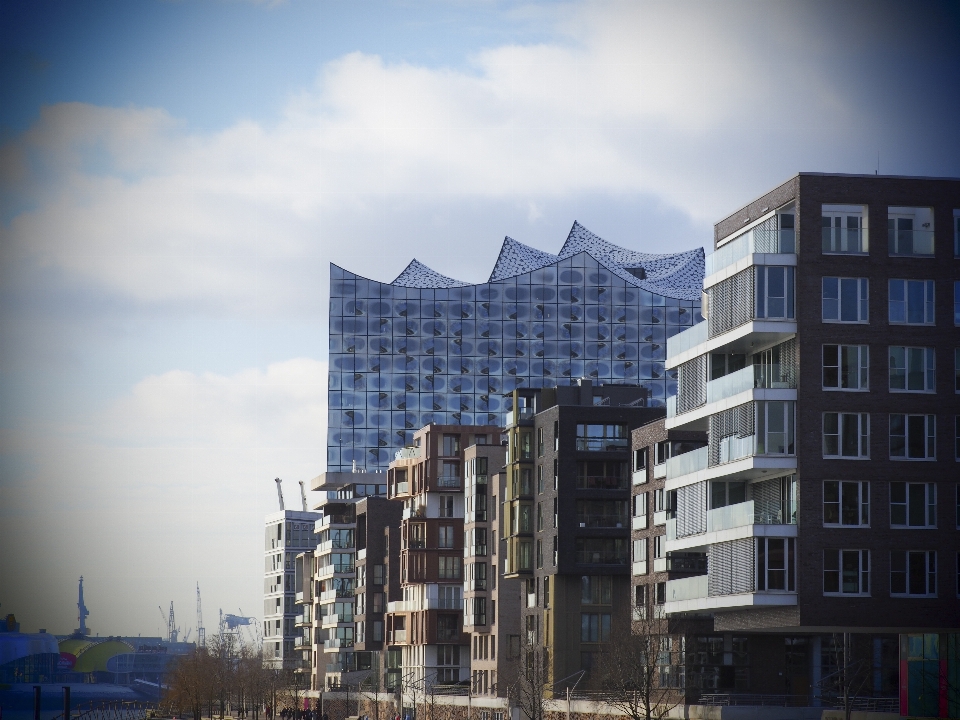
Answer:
328 222 704 471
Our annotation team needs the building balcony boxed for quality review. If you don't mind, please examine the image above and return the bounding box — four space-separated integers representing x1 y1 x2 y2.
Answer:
705 218 796 280
323 638 355 650
436 476 461 488
320 613 355 629
666 501 798 552
387 629 407 644
665 444 796 491
575 550 629 565
663 574 796 615
295 614 312 628
576 513 628 529
294 635 310 648
319 513 357 528
316 563 356 580
317 538 355 554
318 588 355 602
666 320 797 370
295 591 305 604
667 365 797 431
576 437 629 452
576 475 629 491
387 597 463 612
402 504 426 520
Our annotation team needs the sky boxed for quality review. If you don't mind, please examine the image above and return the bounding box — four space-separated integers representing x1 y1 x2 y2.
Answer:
1 0 959 638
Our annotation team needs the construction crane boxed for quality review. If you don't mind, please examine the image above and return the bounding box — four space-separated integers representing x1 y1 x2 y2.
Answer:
158 602 179 643
275 477 285 511
196 583 206 648
76 576 90 636
220 610 261 650
298 480 308 512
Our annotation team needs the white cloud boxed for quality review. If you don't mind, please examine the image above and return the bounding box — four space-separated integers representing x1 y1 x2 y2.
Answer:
3 0 921 313
0 359 326 634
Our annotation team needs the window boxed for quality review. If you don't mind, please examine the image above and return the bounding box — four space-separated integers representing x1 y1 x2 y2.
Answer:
580 613 611 643
758 400 795 455
543 576 550 608
634 493 648 529
956 416 960 461
536 539 542 569
438 525 455 548
822 344 869 391
890 414 936 459
822 277 868 323
438 495 455 518
823 481 869 526
822 205 867 253
438 556 461 579
888 207 934 256
955 210 960 257
890 551 936 596
655 441 670 465
756 266 795 319
711 480 746 508
633 539 647 573
890 482 937 528
537 465 543 493
822 412 870 458
956 349 960 392
655 582 666 605
442 434 461 456
553 420 559 451
955 281 960 325
580 575 613 604
634 447 647 472
575 424 628 451
537 502 543 531
889 347 935 392
537 427 544 457
653 535 665 560
756 538 796 591
553 497 558 528
889 279 934 325
823 550 870 595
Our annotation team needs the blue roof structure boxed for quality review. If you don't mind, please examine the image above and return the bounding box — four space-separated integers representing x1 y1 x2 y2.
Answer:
391 222 703 301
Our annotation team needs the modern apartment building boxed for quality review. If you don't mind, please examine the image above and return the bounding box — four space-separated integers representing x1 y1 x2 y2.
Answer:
263 509 320 669
384 423 501 691
307 471 388 689
503 381 664 692
659 173 959 711
463 440 520 697
327 223 704 472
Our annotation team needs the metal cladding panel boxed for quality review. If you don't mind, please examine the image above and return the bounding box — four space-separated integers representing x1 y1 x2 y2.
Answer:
708 403 755 467
676 481 707 538
708 538 755 597
749 477 781 523
677 354 707 413
708 267 755 338
328 224 705 471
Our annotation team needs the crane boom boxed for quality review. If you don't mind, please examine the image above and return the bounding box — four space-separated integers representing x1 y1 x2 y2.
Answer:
275 477 285 511
196 583 206 647
298 480 308 512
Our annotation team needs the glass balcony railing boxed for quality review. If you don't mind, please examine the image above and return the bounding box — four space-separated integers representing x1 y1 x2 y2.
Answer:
575 437 629 451
706 221 796 277
889 228 935 256
436 476 461 488
707 500 790 533
720 435 755 463
576 475 629 490
665 574 708 603
575 550 629 565
664 446 708 479
703 364 797 406
666 321 708 361
576 514 629 529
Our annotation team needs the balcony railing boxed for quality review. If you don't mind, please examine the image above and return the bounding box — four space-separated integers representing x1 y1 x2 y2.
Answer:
318 588 354 602
719 435 755 464
436 476 461 488
632 470 647 486
665 446 708 479
576 475 629 490
576 514 628 529
389 629 407 643
666 321 708 362
706 219 796 277
665 574 708 603
889 228 934 256
575 550 628 565
437 628 459 641
320 513 356 527
515 407 535 422
653 463 666 479
318 563 355 575
394 481 410 495
321 613 354 626
395 447 421 460
707 500 789 533
323 638 354 649
475 473 488 484
472 544 488 556
664 554 708 572
576 437 629 451
666 395 677 419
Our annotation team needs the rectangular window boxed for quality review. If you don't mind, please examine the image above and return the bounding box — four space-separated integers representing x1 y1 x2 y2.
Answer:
634 447 647 471
438 495 455 518
890 550 936 596
757 400 796 455
537 427 544 457
442 434 461 456
756 537 796 591
575 424 628 451
822 412 870 458
756 266 795 320
889 279 935 325
580 575 613 605
823 549 870 595
823 481 870 526
438 556 461 579
889 347 935 392
955 281 960 325
955 211 960 257
888 207 935 256
822 205 868 254
537 465 543 493
438 525 455 548
890 482 937 528
653 535 664 559
823 344 869 391
579 613 612 643
956 348 960 392
956 416 960 461
634 492 648 529
633 538 648 567
822 277 868 323
890 414 936 460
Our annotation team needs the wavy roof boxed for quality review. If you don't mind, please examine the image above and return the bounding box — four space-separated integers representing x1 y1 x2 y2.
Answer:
390 221 704 300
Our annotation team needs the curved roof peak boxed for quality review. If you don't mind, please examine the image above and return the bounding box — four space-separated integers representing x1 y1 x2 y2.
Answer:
488 237 559 282
392 259 470 288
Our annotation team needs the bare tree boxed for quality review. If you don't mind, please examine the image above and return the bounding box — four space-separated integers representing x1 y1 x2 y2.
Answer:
818 633 871 720
506 632 549 720
591 613 684 720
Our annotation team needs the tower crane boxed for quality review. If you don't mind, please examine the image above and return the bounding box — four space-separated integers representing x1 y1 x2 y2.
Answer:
275 477 285 511
196 582 206 648
298 480 308 512
76 576 90 636
158 602 180 643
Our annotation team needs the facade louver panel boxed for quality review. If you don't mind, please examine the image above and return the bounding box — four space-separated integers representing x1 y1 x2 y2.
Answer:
749 477 782 523
708 403 755 467
751 216 780 253
707 267 755 338
708 538 755 596
677 354 707 414
676 481 707 538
